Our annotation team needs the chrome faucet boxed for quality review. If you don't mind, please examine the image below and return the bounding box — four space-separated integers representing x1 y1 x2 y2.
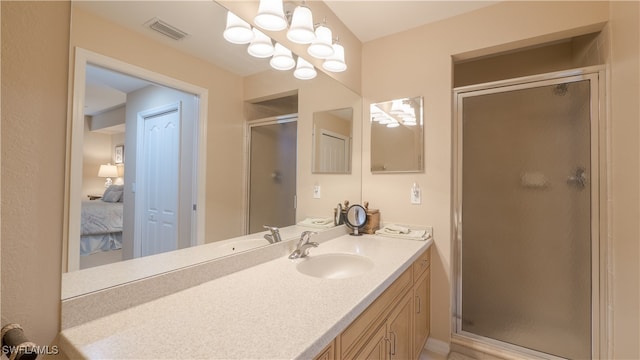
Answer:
289 231 319 259
263 225 282 244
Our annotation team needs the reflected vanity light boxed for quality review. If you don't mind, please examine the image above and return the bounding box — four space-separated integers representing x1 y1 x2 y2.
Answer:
308 24 334 59
98 163 118 188
270 43 296 70
372 99 418 126
294 57 317 80
223 11 254 44
247 28 275 58
323 42 347 72
287 5 315 44
254 0 288 31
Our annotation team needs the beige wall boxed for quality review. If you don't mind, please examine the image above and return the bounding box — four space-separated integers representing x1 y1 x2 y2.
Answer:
361 0 611 348
1 1 70 346
82 116 113 197
608 1 640 357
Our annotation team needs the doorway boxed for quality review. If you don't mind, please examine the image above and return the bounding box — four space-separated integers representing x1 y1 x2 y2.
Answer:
67 48 208 271
453 68 604 359
247 116 297 234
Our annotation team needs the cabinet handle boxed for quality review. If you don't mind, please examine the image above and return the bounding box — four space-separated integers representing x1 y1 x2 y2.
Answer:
390 331 397 356
385 337 392 358
421 259 428 267
416 295 421 314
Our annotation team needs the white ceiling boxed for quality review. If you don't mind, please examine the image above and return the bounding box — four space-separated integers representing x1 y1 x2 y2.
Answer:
78 1 498 117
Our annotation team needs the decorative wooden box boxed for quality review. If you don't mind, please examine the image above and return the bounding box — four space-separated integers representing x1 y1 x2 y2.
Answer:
362 201 380 234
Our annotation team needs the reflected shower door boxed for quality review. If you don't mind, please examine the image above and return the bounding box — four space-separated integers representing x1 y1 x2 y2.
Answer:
248 119 297 234
457 76 595 359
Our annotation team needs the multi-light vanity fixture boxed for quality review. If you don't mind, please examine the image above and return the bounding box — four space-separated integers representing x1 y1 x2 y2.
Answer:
370 99 419 128
223 0 347 80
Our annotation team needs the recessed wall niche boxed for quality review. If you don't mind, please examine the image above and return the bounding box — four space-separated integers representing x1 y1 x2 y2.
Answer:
453 32 604 87
244 91 298 120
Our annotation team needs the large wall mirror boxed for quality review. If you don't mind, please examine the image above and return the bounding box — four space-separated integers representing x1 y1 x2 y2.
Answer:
63 0 361 298
312 108 353 174
370 97 424 173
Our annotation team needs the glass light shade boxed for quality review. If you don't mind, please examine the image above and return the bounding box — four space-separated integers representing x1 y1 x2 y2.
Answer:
223 11 253 44
378 116 393 125
287 6 315 44
390 99 404 115
294 57 317 80
308 25 334 59
322 43 347 72
270 43 295 70
247 28 274 58
254 0 287 31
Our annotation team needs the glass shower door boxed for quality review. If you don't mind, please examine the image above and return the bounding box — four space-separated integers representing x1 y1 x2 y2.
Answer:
248 119 297 234
456 75 596 359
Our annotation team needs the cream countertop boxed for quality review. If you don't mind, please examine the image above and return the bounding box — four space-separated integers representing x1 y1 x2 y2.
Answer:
62 225 338 300
60 234 432 359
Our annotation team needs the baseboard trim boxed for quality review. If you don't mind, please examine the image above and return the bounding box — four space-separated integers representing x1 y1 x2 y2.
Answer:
425 337 451 355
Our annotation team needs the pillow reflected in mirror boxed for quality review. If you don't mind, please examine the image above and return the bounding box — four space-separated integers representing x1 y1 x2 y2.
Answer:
102 185 124 203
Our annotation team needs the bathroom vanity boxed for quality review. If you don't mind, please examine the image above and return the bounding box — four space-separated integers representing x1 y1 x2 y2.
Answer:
59 230 432 359
317 247 431 360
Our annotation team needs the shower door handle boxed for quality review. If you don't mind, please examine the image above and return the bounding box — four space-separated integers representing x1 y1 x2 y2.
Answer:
567 167 587 189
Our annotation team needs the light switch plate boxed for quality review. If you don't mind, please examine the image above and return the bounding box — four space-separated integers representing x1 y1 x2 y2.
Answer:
313 185 321 199
411 186 421 204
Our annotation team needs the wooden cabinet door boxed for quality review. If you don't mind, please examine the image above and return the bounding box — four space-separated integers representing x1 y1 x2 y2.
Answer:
413 268 430 358
354 323 388 360
314 341 335 360
388 293 412 360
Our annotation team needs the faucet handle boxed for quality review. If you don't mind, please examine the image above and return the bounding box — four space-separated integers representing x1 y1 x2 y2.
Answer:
263 225 279 232
300 230 317 242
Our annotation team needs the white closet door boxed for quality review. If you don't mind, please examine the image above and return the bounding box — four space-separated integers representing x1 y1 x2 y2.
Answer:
141 106 180 257
319 131 348 173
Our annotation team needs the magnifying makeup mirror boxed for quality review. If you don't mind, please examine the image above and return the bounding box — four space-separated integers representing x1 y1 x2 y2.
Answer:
345 204 367 236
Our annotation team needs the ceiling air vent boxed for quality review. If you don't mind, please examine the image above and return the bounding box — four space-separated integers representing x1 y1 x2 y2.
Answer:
146 18 189 41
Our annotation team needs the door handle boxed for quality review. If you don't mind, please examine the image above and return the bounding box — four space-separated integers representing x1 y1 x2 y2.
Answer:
567 167 587 189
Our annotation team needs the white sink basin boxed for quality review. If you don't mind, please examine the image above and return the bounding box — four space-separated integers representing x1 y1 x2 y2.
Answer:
296 253 374 279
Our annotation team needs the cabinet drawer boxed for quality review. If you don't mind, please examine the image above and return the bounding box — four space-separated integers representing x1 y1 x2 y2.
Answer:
412 248 430 282
340 267 412 358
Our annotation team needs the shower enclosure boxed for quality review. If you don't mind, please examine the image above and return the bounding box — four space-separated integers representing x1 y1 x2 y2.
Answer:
453 68 604 359
247 117 297 234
